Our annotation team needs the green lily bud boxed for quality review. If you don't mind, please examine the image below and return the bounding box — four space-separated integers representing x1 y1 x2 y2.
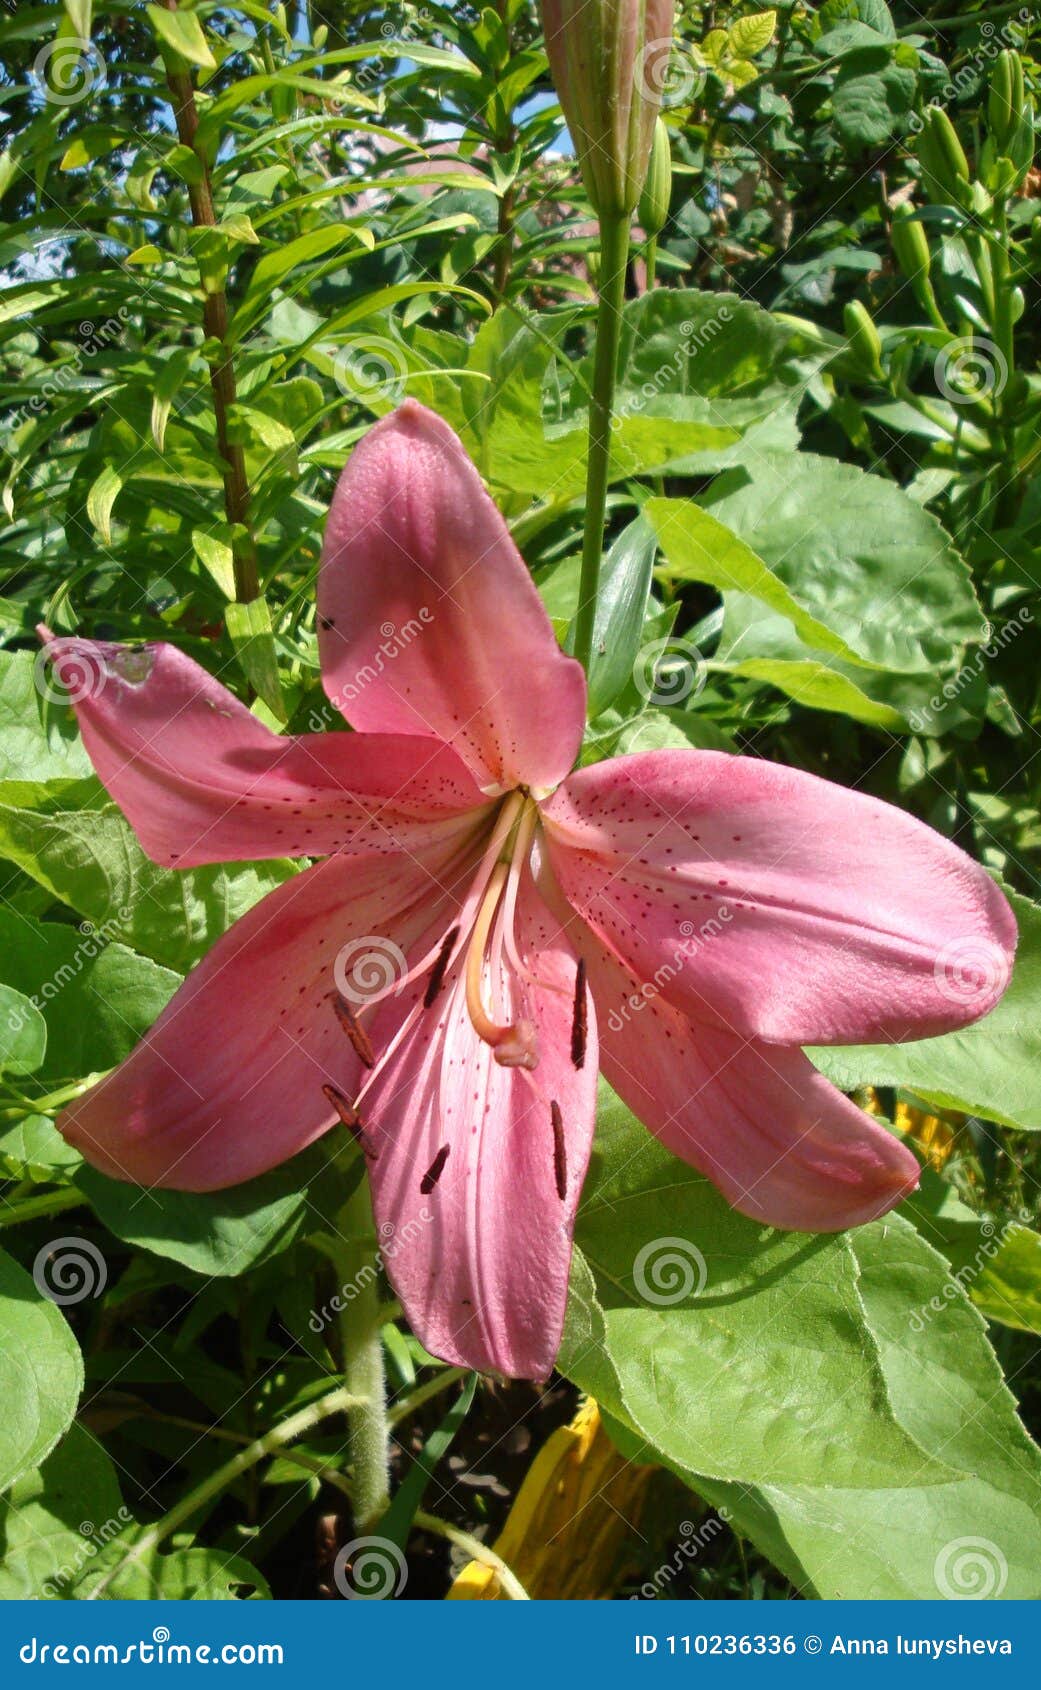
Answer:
541 0 677 218
890 203 932 289
843 300 885 381
988 50 1024 151
917 106 971 206
638 118 672 236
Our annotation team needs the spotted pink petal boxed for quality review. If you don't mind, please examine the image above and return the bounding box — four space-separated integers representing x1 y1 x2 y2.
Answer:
38 631 489 868
582 935 920 1230
55 841 478 1190
360 872 597 1380
318 401 586 796
544 749 1017 1045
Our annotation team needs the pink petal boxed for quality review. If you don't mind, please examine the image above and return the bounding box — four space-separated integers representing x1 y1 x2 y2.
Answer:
582 935 919 1231
318 401 586 795
38 630 488 868
543 749 1016 1045
361 873 597 1380
56 841 477 1190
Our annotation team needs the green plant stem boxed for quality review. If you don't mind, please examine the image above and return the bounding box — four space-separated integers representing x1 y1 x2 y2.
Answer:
413 1510 530 1599
160 1 259 604
139 1414 528 1595
645 235 657 290
0 1188 87 1229
145 1410 356 1499
336 1176 390 1531
573 212 631 673
86 1385 364 1598
387 1365 469 1429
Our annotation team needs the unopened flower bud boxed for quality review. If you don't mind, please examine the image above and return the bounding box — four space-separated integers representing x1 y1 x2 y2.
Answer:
843 300 884 381
916 107 972 207
988 50 1025 152
890 203 931 284
638 117 672 236
541 0 677 218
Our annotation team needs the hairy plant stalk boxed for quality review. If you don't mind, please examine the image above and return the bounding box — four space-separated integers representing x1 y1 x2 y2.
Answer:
0 1188 86 1230
573 212 631 672
87 1385 364 1598
160 0 259 603
336 1175 391 1531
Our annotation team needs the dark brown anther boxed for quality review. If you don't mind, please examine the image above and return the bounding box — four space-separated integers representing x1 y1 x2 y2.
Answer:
329 991 375 1068
420 1144 450 1195
551 1101 567 1201
423 926 460 1009
570 957 587 1069
322 1083 377 1161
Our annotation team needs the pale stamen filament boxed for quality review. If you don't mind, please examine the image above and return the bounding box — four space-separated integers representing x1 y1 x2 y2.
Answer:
464 797 540 1068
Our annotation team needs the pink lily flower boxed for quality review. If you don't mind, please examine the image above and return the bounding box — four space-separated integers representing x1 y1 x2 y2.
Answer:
42 401 1015 1380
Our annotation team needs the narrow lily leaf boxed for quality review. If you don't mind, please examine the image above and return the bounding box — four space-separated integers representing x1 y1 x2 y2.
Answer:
225 597 288 723
586 515 658 717
191 528 237 599
85 464 122 546
151 347 200 452
376 1374 478 1555
146 4 217 71
62 0 93 37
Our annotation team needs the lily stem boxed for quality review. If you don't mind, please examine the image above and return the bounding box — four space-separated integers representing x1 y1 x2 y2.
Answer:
86 1384 364 1598
0 1188 87 1230
336 1173 391 1531
573 210 631 673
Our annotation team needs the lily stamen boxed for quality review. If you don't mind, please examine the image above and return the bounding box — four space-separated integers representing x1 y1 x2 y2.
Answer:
464 797 540 1069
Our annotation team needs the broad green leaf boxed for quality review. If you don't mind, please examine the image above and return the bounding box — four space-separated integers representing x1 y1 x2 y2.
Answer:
0 1115 80 1182
0 908 179 1086
146 3 216 70
0 984 46 1076
715 593 984 732
648 498 869 665
561 1090 951 1495
226 597 287 723
0 1246 83 1494
728 11 776 58
905 1170 1041 1336
562 1093 1041 1598
833 59 917 151
606 290 827 431
0 1424 125 1599
0 778 297 973
701 453 985 673
73 1141 339 1277
74 1545 270 1600
812 884 1040 1132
